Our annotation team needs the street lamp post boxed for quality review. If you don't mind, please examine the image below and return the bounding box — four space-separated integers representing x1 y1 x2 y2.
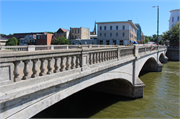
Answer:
153 6 159 47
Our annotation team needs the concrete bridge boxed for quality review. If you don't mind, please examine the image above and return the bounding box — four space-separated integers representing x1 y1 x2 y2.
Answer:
0 45 168 119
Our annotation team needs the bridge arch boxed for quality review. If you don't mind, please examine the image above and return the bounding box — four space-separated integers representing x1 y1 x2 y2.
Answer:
9 70 135 119
136 55 158 79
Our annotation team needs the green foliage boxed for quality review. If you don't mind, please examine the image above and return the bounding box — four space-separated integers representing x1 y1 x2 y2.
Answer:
162 22 179 44
5 37 18 46
143 36 150 44
9 34 14 36
45 31 54 34
0 34 6 36
51 36 70 45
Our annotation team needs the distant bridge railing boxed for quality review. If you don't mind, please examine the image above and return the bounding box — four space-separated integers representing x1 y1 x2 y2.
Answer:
0 45 117 51
0 45 166 86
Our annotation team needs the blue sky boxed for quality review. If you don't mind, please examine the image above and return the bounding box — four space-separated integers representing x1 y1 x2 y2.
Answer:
0 0 179 36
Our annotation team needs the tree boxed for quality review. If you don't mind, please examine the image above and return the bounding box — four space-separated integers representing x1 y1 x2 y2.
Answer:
162 22 179 44
0 34 6 37
51 36 70 45
5 37 18 46
45 31 54 34
143 36 150 44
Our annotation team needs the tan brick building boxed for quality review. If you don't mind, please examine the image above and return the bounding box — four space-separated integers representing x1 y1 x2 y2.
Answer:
96 20 138 45
70 27 90 39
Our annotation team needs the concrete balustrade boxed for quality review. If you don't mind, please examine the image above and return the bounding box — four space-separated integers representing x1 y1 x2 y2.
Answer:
0 45 168 119
0 45 167 85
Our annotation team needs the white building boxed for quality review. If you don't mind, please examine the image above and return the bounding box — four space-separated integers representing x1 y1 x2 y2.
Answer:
96 20 138 45
0 36 8 46
19 35 36 45
169 9 180 30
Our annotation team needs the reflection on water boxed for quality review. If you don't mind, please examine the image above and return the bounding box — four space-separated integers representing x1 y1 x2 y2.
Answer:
32 61 180 118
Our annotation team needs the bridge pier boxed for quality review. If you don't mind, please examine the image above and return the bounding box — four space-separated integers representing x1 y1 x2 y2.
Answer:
88 79 145 98
159 55 168 63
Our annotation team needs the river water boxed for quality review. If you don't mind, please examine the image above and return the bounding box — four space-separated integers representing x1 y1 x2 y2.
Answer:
33 61 180 118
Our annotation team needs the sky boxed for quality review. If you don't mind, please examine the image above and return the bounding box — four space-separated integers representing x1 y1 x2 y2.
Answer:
0 0 179 36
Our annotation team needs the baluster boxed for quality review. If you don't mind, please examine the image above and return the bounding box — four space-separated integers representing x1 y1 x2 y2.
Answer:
31 59 38 78
113 51 115 59
47 58 53 74
79 55 82 67
22 60 30 80
109 51 111 60
102 52 104 62
110 51 113 60
89 53 92 65
93 53 95 64
106 52 109 61
66 56 70 70
99 52 101 63
71 55 76 69
60 56 65 71
104 52 106 61
96 52 99 63
75 55 79 68
39 58 46 76
54 57 59 73
13 61 21 82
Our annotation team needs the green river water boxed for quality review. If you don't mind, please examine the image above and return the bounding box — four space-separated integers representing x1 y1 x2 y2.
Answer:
33 61 180 118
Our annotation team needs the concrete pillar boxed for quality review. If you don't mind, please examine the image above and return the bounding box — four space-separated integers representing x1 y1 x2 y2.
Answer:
81 48 89 71
27 45 35 51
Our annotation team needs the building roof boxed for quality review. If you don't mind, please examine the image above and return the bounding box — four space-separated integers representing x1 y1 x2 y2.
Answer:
170 9 180 12
57 28 69 33
0 35 8 41
96 21 138 30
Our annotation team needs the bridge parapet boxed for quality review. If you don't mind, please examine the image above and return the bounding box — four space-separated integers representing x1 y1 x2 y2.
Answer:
0 45 167 86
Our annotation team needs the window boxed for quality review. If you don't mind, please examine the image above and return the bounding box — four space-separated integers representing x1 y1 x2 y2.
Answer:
113 40 116 45
72 29 74 33
116 33 118 37
104 33 106 37
123 33 125 37
104 26 106 30
100 26 102 30
100 40 103 45
44 36 45 39
172 17 174 22
123 25 125 30
100 33 102 37
120 40 123 45
110 33 112 37
178 16 179 21
38 36 40 39
78 29 80 33
106 40 109 45
41 36 42 39
75 29 76 33
116 26 118 30
110 26 112 30
75 35 76 39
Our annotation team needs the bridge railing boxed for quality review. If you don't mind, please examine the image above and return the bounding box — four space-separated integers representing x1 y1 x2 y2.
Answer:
0 45 166 85
0 45 119 52
138 45 166 53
